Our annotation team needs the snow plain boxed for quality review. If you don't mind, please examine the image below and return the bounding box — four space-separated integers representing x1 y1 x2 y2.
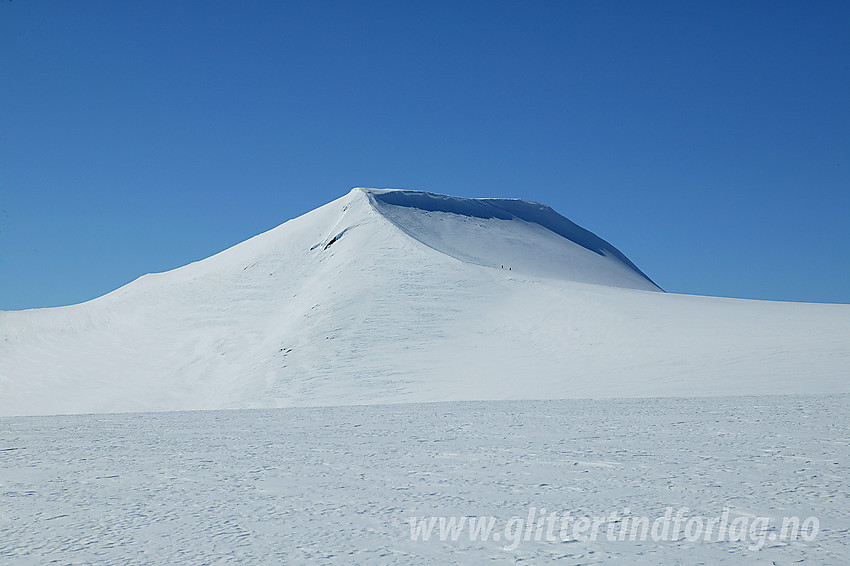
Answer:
1 188 848 564
2 395 848 565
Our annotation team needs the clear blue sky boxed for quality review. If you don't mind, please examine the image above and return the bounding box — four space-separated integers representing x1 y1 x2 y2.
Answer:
2 0 848 309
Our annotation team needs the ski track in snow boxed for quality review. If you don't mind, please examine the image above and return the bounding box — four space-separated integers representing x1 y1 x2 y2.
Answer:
2 394 848 565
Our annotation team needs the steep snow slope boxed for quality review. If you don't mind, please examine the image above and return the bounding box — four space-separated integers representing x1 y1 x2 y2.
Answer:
366 189 661 290
1 188 848 416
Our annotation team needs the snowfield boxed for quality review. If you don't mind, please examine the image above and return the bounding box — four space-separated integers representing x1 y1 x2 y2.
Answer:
1 188 848 564
2 395 848 564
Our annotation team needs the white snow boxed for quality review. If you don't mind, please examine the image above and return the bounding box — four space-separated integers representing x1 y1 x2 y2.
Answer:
366 189 661 290
1 187 848 564
2 396 848 564
1 187 848 416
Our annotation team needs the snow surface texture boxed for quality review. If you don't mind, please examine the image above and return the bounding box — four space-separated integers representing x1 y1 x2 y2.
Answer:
2 396 848 564
1 187 849 416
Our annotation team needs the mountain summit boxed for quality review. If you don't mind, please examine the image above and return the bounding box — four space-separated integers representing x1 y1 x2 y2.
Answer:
1 188 848 416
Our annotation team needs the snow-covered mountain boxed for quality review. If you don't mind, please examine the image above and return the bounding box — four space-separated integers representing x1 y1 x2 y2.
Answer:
1 188 848 416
